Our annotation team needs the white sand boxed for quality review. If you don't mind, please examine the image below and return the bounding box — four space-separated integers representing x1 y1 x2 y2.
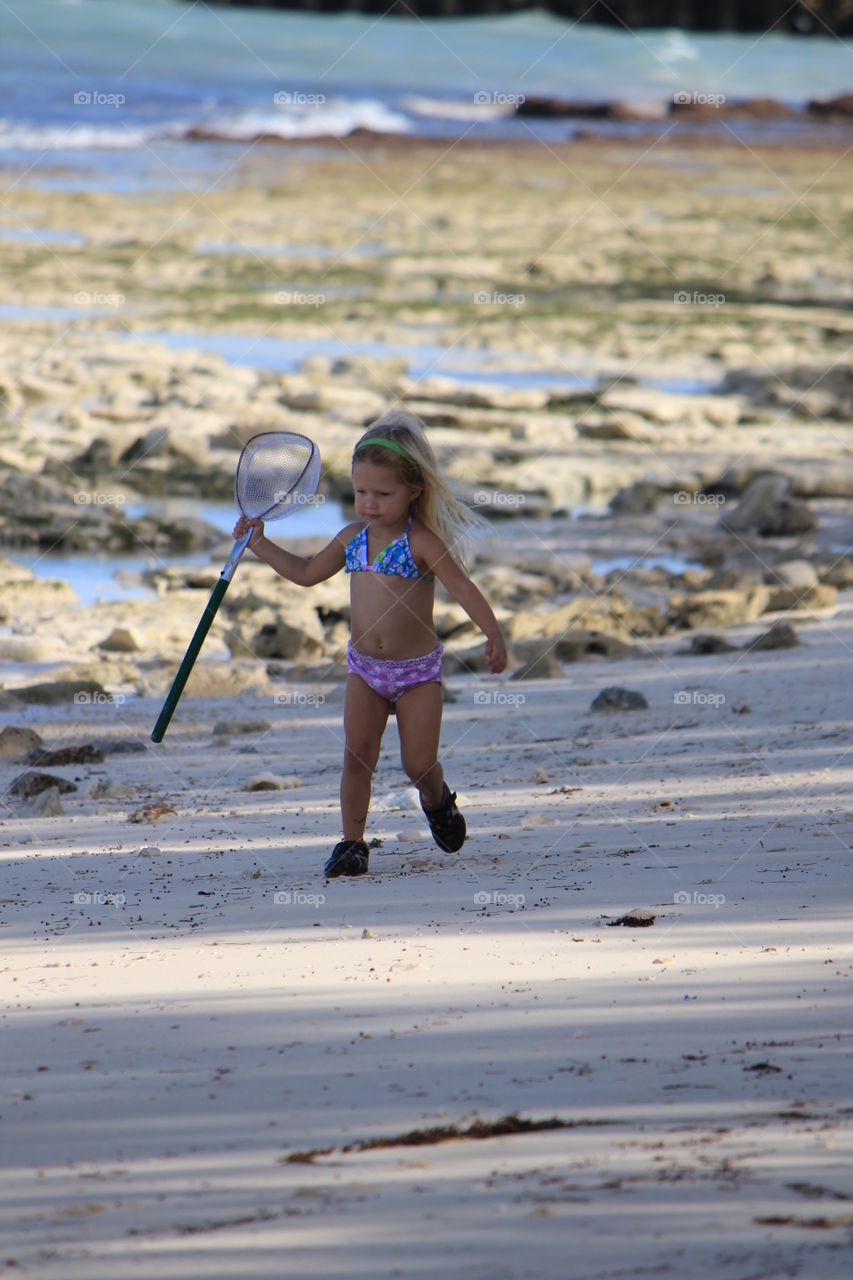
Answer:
2 604 853 1278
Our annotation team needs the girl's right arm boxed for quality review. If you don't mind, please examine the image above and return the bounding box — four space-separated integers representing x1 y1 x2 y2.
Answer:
233 515 358 586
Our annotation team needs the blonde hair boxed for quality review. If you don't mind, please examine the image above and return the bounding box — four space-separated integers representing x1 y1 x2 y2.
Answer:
352 409 484 568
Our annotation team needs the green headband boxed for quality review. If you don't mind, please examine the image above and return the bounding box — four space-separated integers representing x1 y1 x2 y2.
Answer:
353 436 422 477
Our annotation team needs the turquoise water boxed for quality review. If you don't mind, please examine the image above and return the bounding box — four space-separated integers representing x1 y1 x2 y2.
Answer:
0 0 848 171
592 554 700 575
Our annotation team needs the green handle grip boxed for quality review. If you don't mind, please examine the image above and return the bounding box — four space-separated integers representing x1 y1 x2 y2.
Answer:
151 575 230 742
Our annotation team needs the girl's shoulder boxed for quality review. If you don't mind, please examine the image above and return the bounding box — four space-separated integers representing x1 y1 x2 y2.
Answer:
336 520 367 546
407 518 452 577
408 517 446 552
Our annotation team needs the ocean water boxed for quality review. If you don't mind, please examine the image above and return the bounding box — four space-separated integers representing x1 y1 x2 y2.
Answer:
0 0 849 178
6 497 347 605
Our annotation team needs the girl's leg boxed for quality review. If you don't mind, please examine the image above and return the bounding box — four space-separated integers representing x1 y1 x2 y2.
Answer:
341 674 389 841
395 680 444 809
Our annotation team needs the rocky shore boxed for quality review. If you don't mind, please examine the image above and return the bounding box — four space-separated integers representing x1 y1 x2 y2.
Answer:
1 132 851 694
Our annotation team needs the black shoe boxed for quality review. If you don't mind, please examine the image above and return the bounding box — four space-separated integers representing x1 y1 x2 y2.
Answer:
421 783 466 853
324 839 370 878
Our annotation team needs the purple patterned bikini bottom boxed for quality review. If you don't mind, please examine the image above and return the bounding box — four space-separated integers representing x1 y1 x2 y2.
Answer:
347 641 443 708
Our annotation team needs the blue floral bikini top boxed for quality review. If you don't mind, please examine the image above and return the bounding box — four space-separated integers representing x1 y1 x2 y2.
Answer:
344 516 433 581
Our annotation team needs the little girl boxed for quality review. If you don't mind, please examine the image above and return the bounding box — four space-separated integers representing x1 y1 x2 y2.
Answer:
233 409 507 878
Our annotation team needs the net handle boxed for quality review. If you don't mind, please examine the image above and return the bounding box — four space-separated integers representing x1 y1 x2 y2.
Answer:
152 431 320 743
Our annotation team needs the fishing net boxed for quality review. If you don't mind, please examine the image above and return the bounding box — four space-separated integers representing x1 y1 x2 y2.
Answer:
235 431 321 522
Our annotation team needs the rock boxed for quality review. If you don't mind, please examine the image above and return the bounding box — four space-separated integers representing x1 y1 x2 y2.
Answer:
248 616 325 661
403 377 548 413
510 596 665 644
0 576 76 609
0 726 44 757
769 560 818 590
517 97 660 122
88 737 146 755
442 644 492 675
718 474 815 538
681 634 738 655
608 481 662 514
178 662 269 699
118 426 170 464
97 626 142 653
719 474 789 534
128 800 176 823
790 461 853 500
247 773 300 791
591 687 649 713
707 566 765 590
819 556 853 588
88 779 138 800
757 497 816 537
576 413 657 442
808 93 853 118
22 786 64 817
0 679 106 708
213 718 272 736
553 630 634 662
764 583 836 612
72 434 122 470
607 908 656 927
152 515 224 553
0 635 55 662
674 96 797 120
746 622 799 651
28 743 105 766
137 845 162 857
668 587 770 630
511 652 564 680
9 770 78 799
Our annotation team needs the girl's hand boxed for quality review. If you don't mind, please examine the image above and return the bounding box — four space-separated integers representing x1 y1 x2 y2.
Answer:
485 631 508 674
234 514 264 547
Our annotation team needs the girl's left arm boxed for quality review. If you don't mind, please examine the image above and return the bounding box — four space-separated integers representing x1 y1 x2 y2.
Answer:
417 531 507 674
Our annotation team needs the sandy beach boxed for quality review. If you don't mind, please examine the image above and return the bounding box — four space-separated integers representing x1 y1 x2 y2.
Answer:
2 118 853 1277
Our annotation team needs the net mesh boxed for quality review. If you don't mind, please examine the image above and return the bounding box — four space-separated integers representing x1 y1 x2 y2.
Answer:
235 432 321 521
